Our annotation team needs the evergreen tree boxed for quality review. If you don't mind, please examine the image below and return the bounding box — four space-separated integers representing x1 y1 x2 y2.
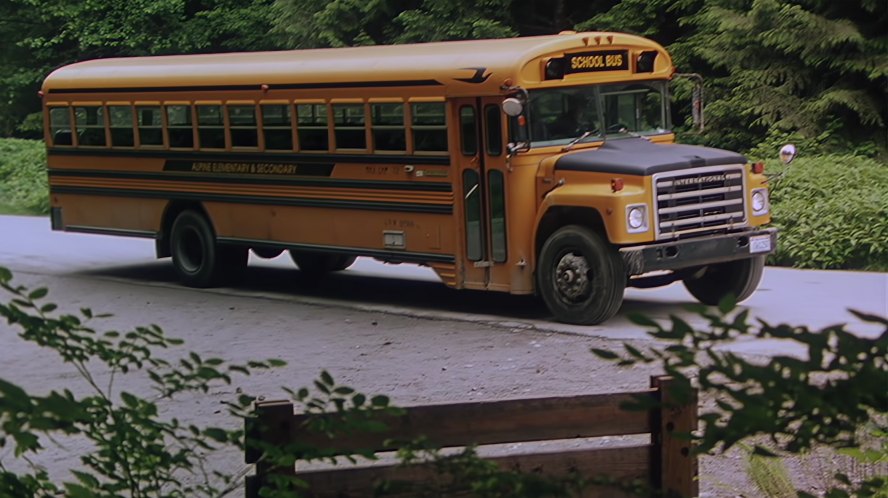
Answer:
686 0 886 154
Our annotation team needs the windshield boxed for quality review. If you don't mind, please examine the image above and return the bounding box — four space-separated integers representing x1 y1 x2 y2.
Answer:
525 81 668 148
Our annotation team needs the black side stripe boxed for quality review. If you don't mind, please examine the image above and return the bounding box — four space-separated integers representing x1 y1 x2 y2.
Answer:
46 147 452 166
46 79 443 95
50 186 453 214
48 169 453 192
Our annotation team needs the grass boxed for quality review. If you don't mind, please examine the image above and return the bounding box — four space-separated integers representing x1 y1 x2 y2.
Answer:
0 138 48 215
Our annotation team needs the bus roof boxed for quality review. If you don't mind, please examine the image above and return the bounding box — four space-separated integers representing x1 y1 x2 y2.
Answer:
42 32 672 97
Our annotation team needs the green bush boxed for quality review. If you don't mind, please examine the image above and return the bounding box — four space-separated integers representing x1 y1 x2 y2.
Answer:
593 298 888 497
0 138 48 215
763 154 888 271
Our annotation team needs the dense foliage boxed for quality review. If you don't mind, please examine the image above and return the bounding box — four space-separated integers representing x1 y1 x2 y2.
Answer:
764 154 888 271
592 297 888 497
1 0 885 157
0 265 285 497
0 138 47 215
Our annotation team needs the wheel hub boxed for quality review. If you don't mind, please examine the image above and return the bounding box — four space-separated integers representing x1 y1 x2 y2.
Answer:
555 253 591 301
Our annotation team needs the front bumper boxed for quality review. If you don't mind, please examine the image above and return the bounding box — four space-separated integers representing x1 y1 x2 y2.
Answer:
620 228 777 276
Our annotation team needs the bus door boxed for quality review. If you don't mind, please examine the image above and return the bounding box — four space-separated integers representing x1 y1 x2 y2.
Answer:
453 97 511 291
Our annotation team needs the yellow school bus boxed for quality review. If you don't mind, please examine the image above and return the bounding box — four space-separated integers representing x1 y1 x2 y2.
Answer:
41 32 776 324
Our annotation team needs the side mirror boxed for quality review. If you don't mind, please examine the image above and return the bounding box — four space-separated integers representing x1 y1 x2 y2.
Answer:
779 144 797 164
502 97 524 117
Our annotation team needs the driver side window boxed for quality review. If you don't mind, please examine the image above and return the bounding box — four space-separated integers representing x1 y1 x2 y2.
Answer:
529 89 599 145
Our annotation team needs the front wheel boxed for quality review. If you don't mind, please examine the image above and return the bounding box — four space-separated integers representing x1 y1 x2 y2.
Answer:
682 256 765 305
537 225 626 325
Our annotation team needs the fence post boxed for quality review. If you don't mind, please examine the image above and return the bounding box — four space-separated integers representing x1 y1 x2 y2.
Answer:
651 375 698 498
245 400 296 498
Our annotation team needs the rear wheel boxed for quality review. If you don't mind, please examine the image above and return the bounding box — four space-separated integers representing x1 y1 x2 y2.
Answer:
537 225 625 325
170 210 246 287
251 247 284 259
289 250 356 279
682 256 765 305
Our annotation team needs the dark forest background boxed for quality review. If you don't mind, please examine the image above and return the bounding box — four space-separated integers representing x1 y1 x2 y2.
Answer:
1 0 886 157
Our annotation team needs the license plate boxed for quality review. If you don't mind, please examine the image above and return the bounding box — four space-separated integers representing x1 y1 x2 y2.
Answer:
750 234 772 254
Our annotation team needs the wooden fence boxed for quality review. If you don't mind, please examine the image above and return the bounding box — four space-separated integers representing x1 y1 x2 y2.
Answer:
245 375 697 497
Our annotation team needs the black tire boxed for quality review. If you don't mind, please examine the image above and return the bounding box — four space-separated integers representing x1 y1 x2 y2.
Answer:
170 210 247 287
537 225 626 325
251 247 284 259
289 250 356 279
682 256 765 305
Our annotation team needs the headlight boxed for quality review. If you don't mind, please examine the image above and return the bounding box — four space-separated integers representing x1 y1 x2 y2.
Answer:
626 204 648 233
752 189 769 216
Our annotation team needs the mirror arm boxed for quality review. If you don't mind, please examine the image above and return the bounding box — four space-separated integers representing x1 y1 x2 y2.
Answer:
674 73 705 133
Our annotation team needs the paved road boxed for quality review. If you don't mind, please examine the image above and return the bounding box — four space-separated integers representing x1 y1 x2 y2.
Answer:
1 215 885 352
0 214 884 494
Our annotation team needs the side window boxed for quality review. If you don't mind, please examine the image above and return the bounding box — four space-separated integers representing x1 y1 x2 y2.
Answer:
463 169 483 261
333 104 366 150
296 104 328 151
166 105 193 148
261 104 293 151
108 106 134 147
488 170 507 263
49 107 73 146
197 105 225 149
229 105 258 148
371 103 405 152
137 106 163 146
459 106 477 156
484 104 502 156
412 102 447 153
74 106 106 146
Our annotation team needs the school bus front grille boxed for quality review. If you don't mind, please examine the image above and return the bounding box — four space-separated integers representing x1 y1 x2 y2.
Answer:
653 165 747 239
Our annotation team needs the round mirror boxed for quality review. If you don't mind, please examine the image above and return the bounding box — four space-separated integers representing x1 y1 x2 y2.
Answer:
502 97 524 117
779 144 797 164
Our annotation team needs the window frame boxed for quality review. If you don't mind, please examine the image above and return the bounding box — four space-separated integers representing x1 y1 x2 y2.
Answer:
107 103 136 148
196 102 227 150
259 101 295 152
72 103 108 148
369 100 407 154
135 103 165 148
165 102 195 150
48 105 74 147
410 100 448 155
227 102 259 149
331 100 368 151
295 101 330 152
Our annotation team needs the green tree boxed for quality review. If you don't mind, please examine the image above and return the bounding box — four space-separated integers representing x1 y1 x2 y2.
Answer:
0 0 278 138
690 0 887 155
577 0 888 156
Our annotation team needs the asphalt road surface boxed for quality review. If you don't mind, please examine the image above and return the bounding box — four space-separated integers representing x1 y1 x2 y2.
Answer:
0 214 885 494
1 215 884 348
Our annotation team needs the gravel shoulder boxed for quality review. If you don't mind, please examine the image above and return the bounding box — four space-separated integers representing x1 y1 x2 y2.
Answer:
4 269 882 496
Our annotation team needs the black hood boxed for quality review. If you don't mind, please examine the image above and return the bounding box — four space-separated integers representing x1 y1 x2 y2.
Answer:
555 137 747 176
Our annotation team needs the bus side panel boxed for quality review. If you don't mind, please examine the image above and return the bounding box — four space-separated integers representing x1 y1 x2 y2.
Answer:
51 194 167 236
205 203 455 260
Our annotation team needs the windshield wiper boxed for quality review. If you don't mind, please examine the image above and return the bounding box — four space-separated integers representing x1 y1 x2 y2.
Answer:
561 129 599 152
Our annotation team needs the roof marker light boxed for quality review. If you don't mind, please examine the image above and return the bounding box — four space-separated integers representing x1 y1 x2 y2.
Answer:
611 178 624 192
